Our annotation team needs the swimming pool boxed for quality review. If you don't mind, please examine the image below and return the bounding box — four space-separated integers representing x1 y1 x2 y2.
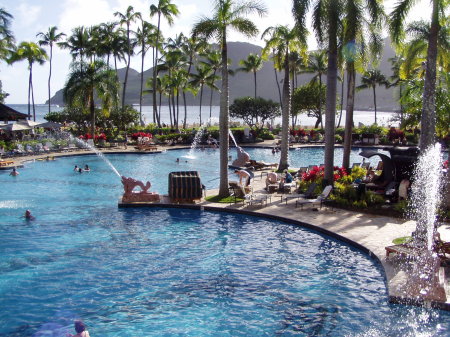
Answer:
1 148 449 336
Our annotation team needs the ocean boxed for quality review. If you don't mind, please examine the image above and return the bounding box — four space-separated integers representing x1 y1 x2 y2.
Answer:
8 104 399 128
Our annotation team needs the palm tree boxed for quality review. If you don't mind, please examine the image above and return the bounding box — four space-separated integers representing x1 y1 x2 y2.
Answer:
190 64 219 125
63 60 119 137
341 0 384 170
300 50 327 129
9 42 47 121
390 0 447 150
59 26 90 70
356 69 389 124
0 8 15 62
135 20 156 124
97 22 118 68
237 53 263 98
192 0 267 197
37 26 66 114
181 36 208 128
262 25 305 171
293 0 341 186
115 6 141 109
150 0 179 126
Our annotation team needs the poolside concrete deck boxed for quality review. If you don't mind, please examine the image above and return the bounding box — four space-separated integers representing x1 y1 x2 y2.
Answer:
7 141 450 309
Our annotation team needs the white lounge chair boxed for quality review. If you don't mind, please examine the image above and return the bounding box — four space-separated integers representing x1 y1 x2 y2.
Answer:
295 185 333 209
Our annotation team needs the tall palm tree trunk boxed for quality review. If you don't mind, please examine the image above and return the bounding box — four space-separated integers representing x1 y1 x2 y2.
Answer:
278 49 290 171
323 18 338 186
420 0 439 150
90 89 95 138
30 66 36 121
27 67 32 120
318 75 323 129
47 44 53 114
199 85 204 125
343 64 355 169
373 86 377 124
337 72 344 128
139 45 145 125
122 26 131 109
152 14 161 125
183 91 188 129
218 34 230 197
253 70 257 98
209 69 217 119
274 67 283 109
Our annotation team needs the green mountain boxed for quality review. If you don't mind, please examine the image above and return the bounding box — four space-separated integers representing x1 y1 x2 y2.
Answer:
48 39 399 111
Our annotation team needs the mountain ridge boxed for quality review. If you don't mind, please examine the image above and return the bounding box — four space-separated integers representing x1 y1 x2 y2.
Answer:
48 40 399 111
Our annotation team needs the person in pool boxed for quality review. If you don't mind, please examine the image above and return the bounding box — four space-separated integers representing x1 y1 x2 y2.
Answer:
84 164 90 172
67 320 90 337
10 167 19 176
24 210 34 220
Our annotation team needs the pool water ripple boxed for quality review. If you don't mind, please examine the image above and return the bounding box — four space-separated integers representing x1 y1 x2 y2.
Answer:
1 149 450 336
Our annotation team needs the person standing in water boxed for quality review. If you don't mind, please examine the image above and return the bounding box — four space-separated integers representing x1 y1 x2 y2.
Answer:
10 167 19 176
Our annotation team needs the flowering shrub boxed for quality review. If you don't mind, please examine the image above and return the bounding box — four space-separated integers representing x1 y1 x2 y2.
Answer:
291 129 307 137
301 166 347 182
95 133 107 141
131 132 153 140
387 127 405 142
79 133 106 141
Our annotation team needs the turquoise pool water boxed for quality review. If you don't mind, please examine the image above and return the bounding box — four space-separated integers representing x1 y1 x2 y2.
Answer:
1 148 449 336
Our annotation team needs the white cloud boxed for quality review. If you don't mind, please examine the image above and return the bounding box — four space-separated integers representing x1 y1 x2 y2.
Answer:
16 2 42 27
58 0 114 34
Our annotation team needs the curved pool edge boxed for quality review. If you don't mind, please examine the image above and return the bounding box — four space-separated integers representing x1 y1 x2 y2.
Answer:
118 201 450 311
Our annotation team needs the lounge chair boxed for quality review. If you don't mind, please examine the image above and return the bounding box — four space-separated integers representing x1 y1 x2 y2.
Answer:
295 185 333 209
228 181 270 207
284 182 317 205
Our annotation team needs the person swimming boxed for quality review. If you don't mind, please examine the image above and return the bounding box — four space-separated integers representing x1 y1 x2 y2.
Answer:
67 320 90 337
84 164 90 172
24 209 34 220
10 168 19 176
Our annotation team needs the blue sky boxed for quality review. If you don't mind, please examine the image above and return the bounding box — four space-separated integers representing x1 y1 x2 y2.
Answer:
0 0 431 104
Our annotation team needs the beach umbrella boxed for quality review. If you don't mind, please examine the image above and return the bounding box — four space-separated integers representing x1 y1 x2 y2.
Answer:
0 123 32 131
0 103 30 121
36 121 63 129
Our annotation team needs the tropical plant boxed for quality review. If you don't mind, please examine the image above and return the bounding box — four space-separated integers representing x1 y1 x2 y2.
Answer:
135 20 156 123
262 25 306 171
115 6 141 109
356 69 389 124
291 82 326 129
192 0 267 197
150 0 180 126
0 8 15 62
190 64 219 125
229 97 280 130
8 42 47 121
237 53 263 98
200 48 222 121
340 0 384 170
63 60 119 137
37 26 66 114
300 50 327 128
181 36 208 128
59 26 90 70
293 0 341 185
389 0 448 150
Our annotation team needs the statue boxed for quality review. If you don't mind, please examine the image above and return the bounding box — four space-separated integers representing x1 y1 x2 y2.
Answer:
232 146 250 167
121 176 160 203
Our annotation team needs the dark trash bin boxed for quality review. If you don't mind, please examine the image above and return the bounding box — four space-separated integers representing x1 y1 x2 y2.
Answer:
168 171 203 202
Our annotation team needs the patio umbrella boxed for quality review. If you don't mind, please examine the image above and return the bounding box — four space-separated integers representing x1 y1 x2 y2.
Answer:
0 103 30 121
0 123 32 132
17 119 40 127
36 121 63 129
